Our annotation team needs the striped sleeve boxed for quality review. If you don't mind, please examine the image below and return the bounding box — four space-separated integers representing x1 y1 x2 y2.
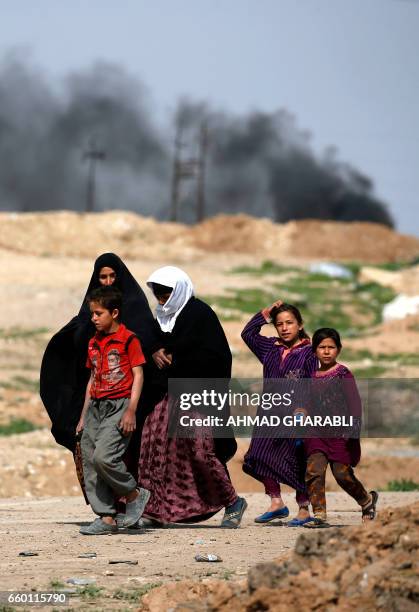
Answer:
241 311 276 364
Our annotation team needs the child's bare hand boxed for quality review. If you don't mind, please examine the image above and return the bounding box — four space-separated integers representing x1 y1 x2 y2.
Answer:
261 300 283 321
152 348 173 369
119 410 136 436
76 418 84 434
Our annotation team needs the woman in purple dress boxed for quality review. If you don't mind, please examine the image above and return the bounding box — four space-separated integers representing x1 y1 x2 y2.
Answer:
304 328 378 528
241 301 317 526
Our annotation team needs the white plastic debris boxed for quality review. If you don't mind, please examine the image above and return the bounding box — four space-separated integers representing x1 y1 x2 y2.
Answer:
308 262 352 279
66 577 96 586
382 294 419 321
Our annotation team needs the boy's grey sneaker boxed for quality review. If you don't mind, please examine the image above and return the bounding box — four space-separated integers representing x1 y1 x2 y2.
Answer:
116 513 126 529
123 488 151 528
220 497 248 528
116 513 145 529
79 518 118 535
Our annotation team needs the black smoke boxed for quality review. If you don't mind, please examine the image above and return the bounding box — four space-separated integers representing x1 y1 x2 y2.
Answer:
0 53 170 215
175 101 393 226
0 53 393 227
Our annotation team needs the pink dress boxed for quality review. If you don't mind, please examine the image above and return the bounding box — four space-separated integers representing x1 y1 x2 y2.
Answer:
304 364 362 467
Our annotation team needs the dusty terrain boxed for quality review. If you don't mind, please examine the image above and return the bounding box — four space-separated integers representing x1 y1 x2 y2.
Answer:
1 211 419 609
140 500 419 612
1 493 418 611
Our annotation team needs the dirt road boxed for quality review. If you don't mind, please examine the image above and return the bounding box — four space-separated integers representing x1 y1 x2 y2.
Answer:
0 492 418 610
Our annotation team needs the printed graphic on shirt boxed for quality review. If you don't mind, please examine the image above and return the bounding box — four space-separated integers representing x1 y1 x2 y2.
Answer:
103 348 125 385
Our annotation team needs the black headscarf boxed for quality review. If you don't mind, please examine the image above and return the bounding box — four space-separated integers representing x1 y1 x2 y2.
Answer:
40 253 160 451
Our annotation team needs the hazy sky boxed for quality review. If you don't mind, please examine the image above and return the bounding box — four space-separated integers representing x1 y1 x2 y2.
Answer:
1 0 418 235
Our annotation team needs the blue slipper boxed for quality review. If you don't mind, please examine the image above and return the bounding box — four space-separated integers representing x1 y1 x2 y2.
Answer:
286 516 314 527
254 506 290 523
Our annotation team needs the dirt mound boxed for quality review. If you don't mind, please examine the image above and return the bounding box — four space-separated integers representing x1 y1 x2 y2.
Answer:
187 214 294 255
141 502 419 611
0 211 194 261
347 312 419 354
287 219 419 263
1 211 418 263
360 264 419 296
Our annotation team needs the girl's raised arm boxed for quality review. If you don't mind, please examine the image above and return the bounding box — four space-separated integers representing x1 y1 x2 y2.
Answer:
241 311 276 363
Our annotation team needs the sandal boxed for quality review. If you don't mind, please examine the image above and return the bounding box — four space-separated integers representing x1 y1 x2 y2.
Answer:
286 516 314 527
362 490 379 522
303 517 331 529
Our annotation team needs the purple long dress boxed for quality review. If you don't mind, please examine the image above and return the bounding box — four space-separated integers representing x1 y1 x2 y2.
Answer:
241 312 317 493
304 364 362 467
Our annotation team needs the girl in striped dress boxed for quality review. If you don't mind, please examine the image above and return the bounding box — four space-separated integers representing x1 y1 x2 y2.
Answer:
241 301 316 526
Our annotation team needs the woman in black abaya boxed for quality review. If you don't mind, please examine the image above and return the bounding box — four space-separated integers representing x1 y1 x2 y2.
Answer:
138 266 246 527
40 253 161 495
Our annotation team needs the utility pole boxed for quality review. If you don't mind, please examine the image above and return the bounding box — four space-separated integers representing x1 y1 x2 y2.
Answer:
196 121 209 223
83 139 105 213
170 122 182 222
170 118 209 223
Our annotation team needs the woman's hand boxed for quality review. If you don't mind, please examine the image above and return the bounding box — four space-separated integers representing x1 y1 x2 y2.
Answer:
261 300 283 322
152 348 173 369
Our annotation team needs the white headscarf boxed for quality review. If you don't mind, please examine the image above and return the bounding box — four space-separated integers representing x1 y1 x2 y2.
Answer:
146 266 194 332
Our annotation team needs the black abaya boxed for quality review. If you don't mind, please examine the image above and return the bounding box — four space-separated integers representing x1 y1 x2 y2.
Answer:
40 253 160 452
152 296 237 464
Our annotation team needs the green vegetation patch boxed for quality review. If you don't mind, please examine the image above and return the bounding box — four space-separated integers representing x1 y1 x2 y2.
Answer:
229 260 300 275
203 288 275 316
77 584 104 600
351 365 388 378
203 268 396 336
0 327 49 340
386 479 419 492
0 376 39 393
342 348 419 367
373 256 419 272
49 579 65 590
112 582 162 602
0 418 39 436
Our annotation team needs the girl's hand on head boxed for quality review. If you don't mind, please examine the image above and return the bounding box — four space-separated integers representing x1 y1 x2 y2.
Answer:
261 300 283 322
270 299 283 310
76 418 84 434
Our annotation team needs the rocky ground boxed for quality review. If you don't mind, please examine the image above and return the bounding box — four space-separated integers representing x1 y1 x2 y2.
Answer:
1 493 418 611
140 500 419 612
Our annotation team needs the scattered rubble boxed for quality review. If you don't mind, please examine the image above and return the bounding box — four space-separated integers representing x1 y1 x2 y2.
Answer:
141 502 419 611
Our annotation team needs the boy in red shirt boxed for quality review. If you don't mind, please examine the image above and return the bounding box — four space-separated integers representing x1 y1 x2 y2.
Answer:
77 286 150 535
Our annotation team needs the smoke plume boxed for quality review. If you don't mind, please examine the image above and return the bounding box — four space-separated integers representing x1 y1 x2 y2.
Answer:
0 53 393 227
